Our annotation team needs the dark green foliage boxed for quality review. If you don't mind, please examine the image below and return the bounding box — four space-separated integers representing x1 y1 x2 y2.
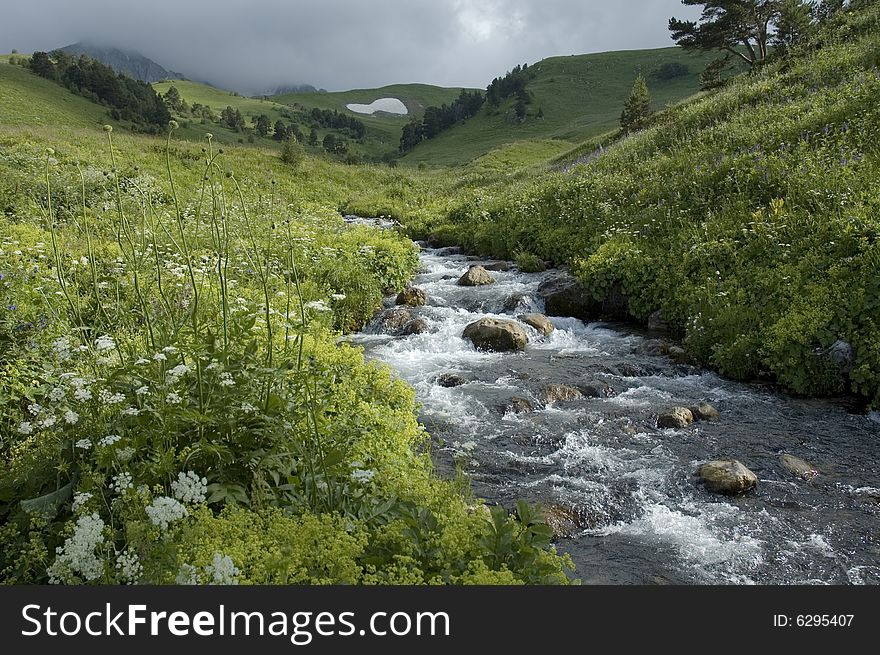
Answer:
620 75 653 132
398 89 485 153
486 64 536 106
308 127 319 146
220 106 245 131
774 0 816 51
253 114 271 137
652 61 691 80
322 133 347 154
669 0 779 67
163 85 188 113
309 108 365 139
273 119 287 141
700 55 733 89
27 51 171 131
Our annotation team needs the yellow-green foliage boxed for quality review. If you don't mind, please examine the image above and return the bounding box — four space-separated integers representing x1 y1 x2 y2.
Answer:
0 65 572 585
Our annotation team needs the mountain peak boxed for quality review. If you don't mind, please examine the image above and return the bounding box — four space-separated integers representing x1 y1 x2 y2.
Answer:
59 42 184 83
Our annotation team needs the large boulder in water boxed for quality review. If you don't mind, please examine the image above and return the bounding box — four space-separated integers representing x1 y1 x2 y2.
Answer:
463 318 529 352
657 407 694 429
537 273 597 320
485 261 512 272
396 286 427 307
541 384 583 405
518 313 555 336
377 307 412 334
580 380 615 398
458 265 495 287
780 454 819 480
401 318 430 336
503 397 535 414
690 403 720 421
698 459 758 495
437 373 469 388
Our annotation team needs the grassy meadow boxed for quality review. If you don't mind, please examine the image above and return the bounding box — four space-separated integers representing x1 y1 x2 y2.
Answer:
0 58 572 584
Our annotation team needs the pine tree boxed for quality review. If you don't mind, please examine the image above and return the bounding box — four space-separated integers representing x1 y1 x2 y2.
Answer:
620 75 653 133
273 120 287 141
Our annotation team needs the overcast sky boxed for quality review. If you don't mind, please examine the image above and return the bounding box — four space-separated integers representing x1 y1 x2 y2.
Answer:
0 0 701 94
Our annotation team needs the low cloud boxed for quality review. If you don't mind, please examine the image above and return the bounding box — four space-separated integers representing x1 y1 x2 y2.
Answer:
1 0 700 93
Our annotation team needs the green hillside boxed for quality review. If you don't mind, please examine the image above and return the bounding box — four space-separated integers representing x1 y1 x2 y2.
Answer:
402 47 737 167
406 3 880 405
152 79 465 162
0 59 122 130
272 83 469 158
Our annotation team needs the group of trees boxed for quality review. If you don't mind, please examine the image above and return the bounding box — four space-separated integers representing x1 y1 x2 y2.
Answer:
486 63 536 106
399 89 486 153
308 108 366 139
28 51 170 131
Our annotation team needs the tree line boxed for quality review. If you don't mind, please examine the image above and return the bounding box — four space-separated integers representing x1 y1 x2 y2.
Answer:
28 51 170 131
399 89 486 153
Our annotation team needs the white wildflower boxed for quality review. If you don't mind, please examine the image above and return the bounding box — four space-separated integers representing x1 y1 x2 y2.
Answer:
135 358 149 366
145 496 188 531
115 446 135 462
115 548 143 584
49 387 66 402
175 563 200 585
240 402 257 414
40 415 57 428
218 372 235 387
52 337 72 362
28 403 44 416
304 300 331 312
72 492 92 513
205 553 240 585
111 472 133 493
73 387 92 402
331 293 346 301
171 471 208 504
63 409 79 425
135 385 149 396
17 421 33 435
162 346 178 354
122 407 139 416
153 353 167 362
75 439 92 450
47 513 105 584
166 364 190 381
166 392 182 405
94 335 116 351
205 360 220 371
351 468 376 484
99 434 122 447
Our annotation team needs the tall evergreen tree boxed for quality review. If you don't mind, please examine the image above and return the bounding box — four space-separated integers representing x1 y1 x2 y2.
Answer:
620 75 653 133
254 114 271 137
273 120 288 141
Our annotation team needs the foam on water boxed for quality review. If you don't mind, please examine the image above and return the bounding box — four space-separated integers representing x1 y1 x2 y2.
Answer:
351 237 880 585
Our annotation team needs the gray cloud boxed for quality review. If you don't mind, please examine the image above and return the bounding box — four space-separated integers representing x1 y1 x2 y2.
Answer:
0 0 701 94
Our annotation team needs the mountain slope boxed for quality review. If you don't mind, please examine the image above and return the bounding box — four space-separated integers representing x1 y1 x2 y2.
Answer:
60 41 183 83
402 47 739 167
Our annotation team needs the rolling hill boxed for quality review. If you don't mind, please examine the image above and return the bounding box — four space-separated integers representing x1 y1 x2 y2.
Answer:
399 47 740 167
153 79 466 161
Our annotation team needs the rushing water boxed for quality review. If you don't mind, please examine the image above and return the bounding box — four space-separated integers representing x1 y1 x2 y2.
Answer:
348 219 880 585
